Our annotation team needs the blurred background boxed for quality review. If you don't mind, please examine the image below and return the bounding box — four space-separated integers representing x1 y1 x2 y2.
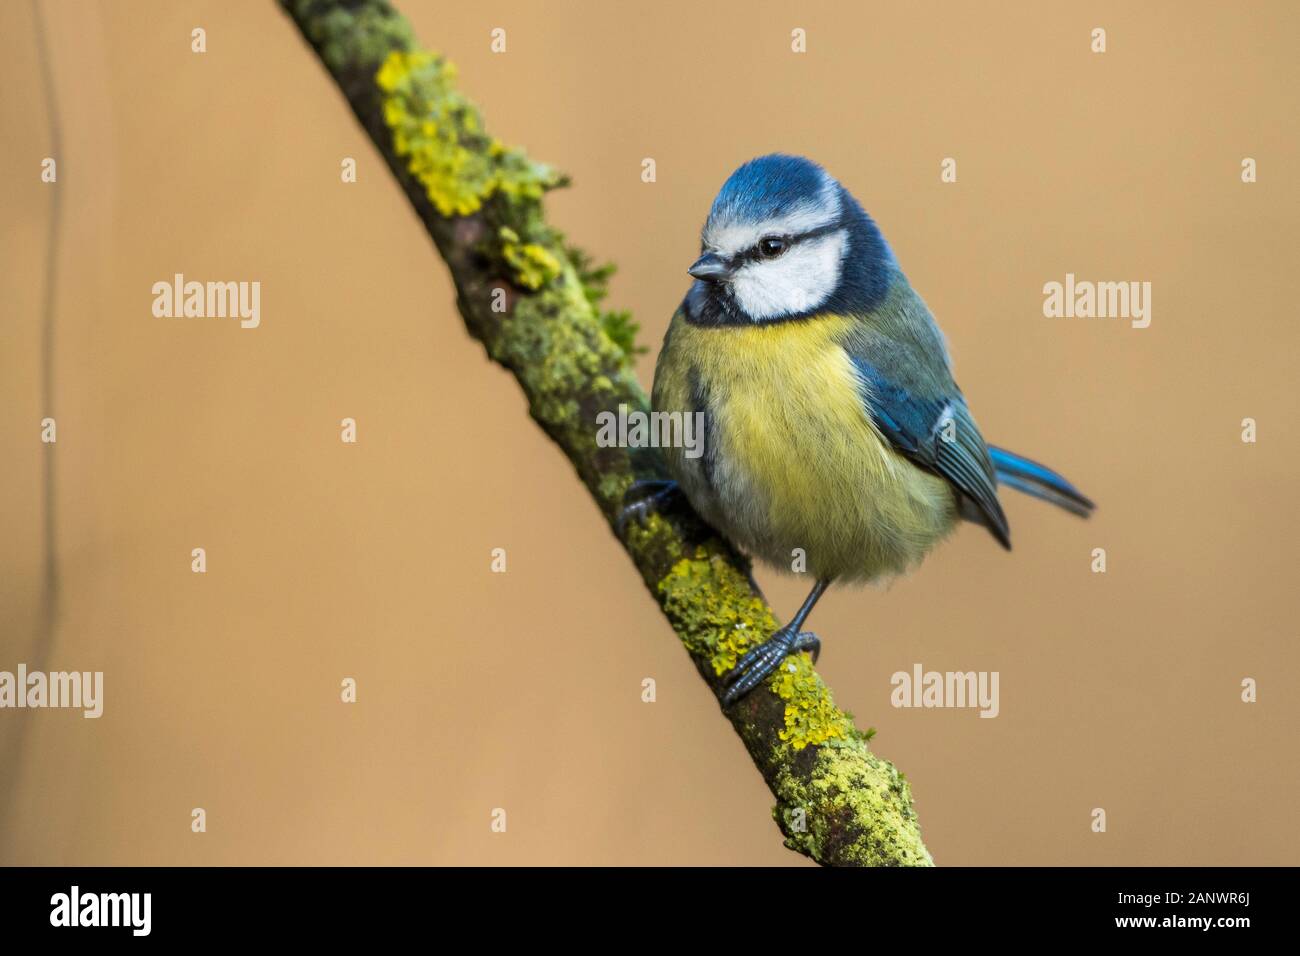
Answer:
1 0 1296 865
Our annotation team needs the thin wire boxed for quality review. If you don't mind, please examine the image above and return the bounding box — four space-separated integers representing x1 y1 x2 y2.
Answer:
34 0 62 642
2 0 64 843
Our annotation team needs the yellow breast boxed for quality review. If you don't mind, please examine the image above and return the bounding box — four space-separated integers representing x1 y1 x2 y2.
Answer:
654 313 957 581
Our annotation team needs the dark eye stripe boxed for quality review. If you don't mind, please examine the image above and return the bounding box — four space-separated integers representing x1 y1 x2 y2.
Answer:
731 218 843 267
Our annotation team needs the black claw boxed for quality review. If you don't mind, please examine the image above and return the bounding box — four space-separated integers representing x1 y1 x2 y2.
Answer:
616 480 682 536
793 631 821 664
721 626 822 706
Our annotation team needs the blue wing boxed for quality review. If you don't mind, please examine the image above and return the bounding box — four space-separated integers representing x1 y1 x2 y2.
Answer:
849 356 1011 549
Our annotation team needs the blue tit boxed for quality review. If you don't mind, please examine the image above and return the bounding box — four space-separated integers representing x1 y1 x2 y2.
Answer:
646 154 1094 705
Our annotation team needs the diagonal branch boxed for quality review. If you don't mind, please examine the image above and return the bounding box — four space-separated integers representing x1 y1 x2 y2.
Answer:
278 0 932 866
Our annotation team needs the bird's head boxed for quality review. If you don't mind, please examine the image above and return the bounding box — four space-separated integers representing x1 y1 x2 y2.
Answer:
684 154 895 325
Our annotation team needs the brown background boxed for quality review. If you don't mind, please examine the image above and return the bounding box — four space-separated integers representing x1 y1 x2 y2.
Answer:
1 0 1296 866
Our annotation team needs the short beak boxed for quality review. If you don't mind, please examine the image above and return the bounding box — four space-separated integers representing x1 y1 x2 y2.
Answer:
688 252 731 281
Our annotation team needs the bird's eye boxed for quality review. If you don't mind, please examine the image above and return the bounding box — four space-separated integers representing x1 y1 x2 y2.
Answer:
757 236 788 259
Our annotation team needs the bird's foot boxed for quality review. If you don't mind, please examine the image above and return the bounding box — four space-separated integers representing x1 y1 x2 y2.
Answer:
616 479 683 536
721 625 821 706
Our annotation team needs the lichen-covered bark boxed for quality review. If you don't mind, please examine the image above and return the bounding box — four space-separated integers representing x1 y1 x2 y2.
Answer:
279 0 932 866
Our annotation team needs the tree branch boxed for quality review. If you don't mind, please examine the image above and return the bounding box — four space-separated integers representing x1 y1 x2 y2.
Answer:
278 0 932 866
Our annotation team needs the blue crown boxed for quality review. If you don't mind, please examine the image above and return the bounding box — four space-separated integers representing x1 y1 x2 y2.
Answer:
706 154 831 228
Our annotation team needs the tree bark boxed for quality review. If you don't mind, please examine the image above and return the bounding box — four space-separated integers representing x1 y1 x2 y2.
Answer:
278 0 933 866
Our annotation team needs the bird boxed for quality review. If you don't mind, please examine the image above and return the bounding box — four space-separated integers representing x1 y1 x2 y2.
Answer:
635 153 1094 706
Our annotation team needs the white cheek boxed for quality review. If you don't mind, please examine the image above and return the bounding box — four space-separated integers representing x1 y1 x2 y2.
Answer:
731 230 847 322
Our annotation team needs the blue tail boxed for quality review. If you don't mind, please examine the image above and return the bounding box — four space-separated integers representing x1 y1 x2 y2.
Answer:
988 446 1094 518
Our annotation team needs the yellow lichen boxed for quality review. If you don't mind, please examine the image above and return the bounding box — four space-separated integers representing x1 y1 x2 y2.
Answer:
771 652 855 750
772 745 934 866
374 48 643 354
375 50 557 218
658 548 774 674
499 227 561 290
656 549 853 750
